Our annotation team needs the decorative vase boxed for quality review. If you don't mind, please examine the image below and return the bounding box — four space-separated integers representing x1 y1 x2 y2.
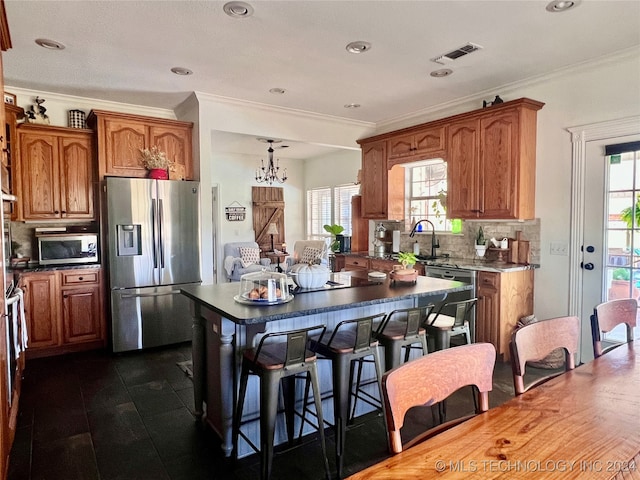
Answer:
149 168 168 180
475 245 486 257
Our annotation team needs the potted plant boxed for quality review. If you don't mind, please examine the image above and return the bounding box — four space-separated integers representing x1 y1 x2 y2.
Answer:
140 146 173 179
323 224 345 252
390 251 418 284
475 226 486 257
396 251 417 269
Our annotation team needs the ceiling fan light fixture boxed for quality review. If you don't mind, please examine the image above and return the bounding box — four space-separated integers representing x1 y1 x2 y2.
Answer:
223 1 254 18
171 67 193 76
430 68 453 78
546 0 580 12
35 38 65 50
346 41 371 54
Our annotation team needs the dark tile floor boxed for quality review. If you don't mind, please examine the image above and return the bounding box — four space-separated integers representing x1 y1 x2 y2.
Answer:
8 343 518 480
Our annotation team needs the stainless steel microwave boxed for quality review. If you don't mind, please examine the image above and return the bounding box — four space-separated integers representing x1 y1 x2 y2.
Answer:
37 233 99 265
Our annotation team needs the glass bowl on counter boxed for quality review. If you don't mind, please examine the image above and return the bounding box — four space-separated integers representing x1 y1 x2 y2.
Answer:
234 269 293 305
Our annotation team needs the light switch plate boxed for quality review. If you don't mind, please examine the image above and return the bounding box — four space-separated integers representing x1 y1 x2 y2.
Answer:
550 242 568 256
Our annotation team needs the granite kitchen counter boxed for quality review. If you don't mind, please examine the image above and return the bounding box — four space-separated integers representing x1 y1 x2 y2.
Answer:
341 252 538 273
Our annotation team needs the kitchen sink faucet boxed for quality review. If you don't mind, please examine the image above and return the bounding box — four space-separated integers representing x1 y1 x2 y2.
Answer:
409 219 439 259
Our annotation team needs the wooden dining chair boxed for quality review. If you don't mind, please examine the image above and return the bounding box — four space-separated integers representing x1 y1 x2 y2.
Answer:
591 298 637 358
509 315 580 395
382 342 496 454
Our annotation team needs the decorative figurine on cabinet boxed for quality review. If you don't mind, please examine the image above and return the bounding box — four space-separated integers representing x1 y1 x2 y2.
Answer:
25 96 50 124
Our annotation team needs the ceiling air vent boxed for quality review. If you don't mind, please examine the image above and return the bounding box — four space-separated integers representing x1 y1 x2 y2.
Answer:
431 43 483 65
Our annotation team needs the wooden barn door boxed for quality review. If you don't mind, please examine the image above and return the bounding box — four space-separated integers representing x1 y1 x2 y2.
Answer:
252 187 285 255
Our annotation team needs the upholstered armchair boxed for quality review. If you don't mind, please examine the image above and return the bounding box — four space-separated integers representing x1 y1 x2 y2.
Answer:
285 240 329 271
223 242 271 282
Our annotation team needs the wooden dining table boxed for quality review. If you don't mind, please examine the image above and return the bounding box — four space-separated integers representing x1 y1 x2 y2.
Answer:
347 342 640 479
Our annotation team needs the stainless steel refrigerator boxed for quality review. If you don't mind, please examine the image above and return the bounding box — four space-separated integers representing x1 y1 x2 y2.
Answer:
106 177 201 352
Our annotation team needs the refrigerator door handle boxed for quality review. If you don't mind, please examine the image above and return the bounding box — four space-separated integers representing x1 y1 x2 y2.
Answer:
119 290 182 299
151 198 158 269
158 198 165 268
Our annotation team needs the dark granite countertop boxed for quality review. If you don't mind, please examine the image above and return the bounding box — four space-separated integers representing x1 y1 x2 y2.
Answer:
181 274 472 325
340 252 538 273
11 263 102 276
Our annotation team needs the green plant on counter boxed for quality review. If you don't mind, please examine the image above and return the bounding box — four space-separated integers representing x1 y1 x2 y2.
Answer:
397 251 417 269
476 226 485 246
323 224 344 252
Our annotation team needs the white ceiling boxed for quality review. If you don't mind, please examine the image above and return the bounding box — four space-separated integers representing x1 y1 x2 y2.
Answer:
3 0 640 158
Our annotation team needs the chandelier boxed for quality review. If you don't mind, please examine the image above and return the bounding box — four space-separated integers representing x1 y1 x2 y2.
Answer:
255 139 287 185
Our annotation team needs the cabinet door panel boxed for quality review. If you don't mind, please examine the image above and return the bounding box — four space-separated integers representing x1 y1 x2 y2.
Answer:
447 119 479 218
150 125 192 180
388 134 414 159
59 135 94 218
22 273 59 349
361 141 388 219
19 133 60 219
62 286 101 343
104 119 148 176
480 111 518 218
414 127 445 154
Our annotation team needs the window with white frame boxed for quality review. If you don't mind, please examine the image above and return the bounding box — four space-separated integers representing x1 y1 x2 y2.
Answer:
408 160 450 231
307 184 359 237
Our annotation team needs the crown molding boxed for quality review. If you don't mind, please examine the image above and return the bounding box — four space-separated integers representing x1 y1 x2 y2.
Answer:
193 91 375 130
4 85 177 119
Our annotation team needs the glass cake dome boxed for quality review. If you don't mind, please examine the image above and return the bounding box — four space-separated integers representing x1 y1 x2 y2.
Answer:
235 269 292 305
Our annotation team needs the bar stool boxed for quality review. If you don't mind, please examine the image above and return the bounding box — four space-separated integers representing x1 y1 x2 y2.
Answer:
424 298 477 351
233 325 331 480
374 305 434 371
307 313 387 479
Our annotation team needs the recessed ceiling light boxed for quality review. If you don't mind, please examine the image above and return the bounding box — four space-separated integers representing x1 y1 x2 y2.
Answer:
430 69 453 78
171 67 193 76
346 41 371 54
223 1 254 18
35 38 65 50
269 88 286 94
546 0 581 12
344 103 361 109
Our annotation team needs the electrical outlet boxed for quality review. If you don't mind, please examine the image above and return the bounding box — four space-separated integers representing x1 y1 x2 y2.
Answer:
550 242 568 256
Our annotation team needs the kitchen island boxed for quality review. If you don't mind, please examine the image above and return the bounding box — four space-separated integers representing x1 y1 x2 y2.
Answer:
181 272 472 457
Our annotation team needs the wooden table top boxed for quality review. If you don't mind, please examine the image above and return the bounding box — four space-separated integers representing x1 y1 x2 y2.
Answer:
348 342 640 480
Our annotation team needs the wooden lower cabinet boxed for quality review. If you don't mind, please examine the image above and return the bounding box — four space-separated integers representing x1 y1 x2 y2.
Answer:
19 268 106 358
476 269 534 361
342 255 426 275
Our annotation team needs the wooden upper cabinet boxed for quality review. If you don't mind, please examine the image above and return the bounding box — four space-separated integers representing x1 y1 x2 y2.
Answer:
447 99 543 220
87 110 194 180
446 118 479 219
358 98 543 222
3 104 24 198
360 140 405 220
387 126 445 165
16 125 95 221
150 124 193 180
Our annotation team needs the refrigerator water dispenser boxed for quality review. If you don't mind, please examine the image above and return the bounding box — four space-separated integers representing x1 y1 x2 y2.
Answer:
117 224 142 256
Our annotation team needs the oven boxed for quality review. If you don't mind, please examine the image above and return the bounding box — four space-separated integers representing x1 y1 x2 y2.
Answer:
424 264 477 341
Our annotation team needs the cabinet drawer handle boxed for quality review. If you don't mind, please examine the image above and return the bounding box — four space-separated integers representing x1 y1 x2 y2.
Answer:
78 277 83 281
63 294 68 298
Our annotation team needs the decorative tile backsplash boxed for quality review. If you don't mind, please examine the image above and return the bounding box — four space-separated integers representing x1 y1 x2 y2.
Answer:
376 219 541 264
